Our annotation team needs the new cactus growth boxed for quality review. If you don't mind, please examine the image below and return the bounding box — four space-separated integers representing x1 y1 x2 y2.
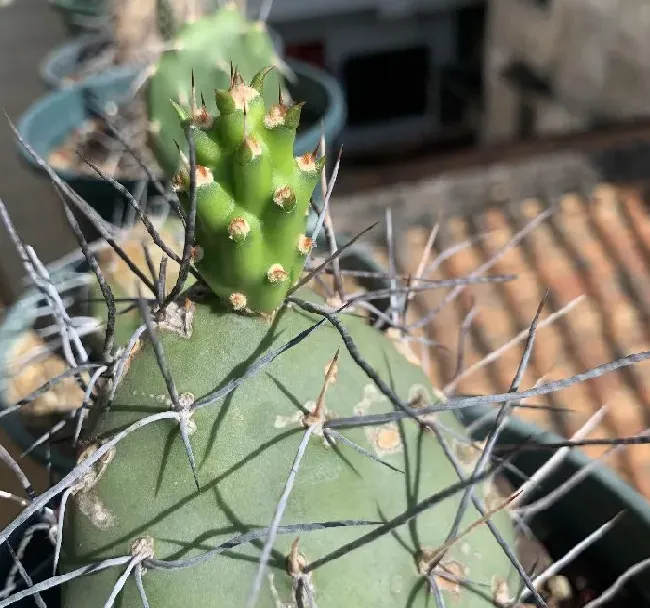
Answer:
146 1 285 177
49 67 525 608
169 67 322 313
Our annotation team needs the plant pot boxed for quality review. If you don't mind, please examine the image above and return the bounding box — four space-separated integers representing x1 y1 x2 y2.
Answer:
39 31 116 89
455 403 650 605
40 28 287 89
48 0 109 36
15 59 346 241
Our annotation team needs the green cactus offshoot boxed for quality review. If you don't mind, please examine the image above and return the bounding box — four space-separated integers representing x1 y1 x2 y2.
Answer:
169 67 323 314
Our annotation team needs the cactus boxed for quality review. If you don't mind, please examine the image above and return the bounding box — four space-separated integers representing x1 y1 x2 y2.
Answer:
47 66 520 607
146 1 285 178
4 47 650 608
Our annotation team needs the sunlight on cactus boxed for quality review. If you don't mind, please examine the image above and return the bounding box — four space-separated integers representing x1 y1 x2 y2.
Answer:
2 26 650 608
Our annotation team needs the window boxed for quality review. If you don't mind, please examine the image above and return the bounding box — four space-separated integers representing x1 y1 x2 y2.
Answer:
342 47 429 127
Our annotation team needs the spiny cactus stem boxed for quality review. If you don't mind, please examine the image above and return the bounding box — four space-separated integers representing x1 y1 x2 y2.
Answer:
192 315 328 411
145 520 383 571
288 297 421 420
0 410 181 547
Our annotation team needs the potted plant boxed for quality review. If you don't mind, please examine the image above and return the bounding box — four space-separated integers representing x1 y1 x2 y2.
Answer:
2 58 649 608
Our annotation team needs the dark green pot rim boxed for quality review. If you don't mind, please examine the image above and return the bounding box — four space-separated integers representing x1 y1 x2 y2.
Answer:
455 403 650 599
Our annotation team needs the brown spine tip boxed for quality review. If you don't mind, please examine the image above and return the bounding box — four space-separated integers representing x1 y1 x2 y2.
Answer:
193 105 214 129
286 537 308 577
267 263 288 283
229 292 247 311
173 164 213 192
195 165 214 187
238 136 262 163
190 245 204 262
230 83 260 112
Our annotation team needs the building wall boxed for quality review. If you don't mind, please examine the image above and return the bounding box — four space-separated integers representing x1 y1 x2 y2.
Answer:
482 0 650 144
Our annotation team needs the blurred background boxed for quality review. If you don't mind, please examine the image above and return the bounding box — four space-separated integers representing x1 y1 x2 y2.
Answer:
2 0 650 498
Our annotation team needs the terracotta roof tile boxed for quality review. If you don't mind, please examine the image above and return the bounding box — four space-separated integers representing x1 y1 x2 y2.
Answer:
405 184 650 498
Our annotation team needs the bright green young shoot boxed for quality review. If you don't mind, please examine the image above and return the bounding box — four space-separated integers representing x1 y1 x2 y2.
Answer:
171 67 324 314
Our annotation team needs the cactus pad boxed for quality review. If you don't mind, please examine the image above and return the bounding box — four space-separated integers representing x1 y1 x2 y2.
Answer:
62 288 517 607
